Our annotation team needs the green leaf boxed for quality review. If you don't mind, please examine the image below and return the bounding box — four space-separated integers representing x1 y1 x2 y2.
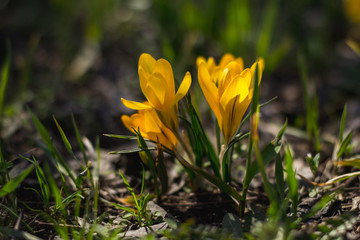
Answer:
109 147 157 154
243 141 279 188
337 131 353 159
109 201 136 214
134 129 160 196
28 108 76 184
72 114 88 164
156 141 168 194
303 194 333 220
339 104 347 143
22 156 50 207
0 40 10 127
0 166 33 198
305 153 320 176
118 170 140 210
103 134 138 140
284 145 298 217
53 116 78 163
27 107 53 148
275 154 285 200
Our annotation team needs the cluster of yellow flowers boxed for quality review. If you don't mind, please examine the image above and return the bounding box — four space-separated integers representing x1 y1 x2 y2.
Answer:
121 53 264 151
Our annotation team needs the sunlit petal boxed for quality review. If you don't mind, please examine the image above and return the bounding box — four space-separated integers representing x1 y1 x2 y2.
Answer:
196 56 206 68
219 53 235 68
154 59 175 98
121 98 152 110
138 66 149 99
250 58 265 85
144 110 162 133
219 75 249 111
139 53 156 73
147 73 167 107
198 63 221 119
121 115 134 132
173 72 192 106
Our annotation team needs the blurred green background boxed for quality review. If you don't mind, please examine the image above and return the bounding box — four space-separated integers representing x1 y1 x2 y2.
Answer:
0 0 359 151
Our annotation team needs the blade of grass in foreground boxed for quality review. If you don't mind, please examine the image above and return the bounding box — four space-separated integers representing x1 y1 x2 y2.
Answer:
21 156 50 209
0 166 33 198
339 104 347 144
0 40 10 129
72 114 88 165
135 129 160 197
284 145 299 219
53 116 80 165
28 108 76 185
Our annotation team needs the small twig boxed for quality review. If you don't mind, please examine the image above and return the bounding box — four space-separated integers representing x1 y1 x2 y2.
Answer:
11 211 23 240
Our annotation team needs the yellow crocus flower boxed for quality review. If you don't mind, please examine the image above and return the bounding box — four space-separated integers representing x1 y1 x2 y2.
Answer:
121 106 178 150
121 53 192 131
197 54 264 144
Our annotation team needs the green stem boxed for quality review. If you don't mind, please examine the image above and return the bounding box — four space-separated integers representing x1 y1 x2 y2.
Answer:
239 135 253 217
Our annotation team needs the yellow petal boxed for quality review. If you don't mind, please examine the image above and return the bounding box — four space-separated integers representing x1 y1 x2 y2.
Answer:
219 75 249 111
234 57 244 71
144 110 162 133
138 66 149 99
154 58 175 98
206 57 216 73
198 63 221 120
172 71 192 106
219 53 235 69
225 61 244 78
121 114 135 132
160 126 178 148
239 68 252 90
220 96 250 144
196 56 206 68
217 68 231 97
121 98 152 110
250 58 265 85
146 73 167 109
139 53 156 74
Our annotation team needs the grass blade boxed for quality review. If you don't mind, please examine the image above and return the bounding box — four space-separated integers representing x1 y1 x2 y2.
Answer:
134 129 160 197
337 131 353 159
109 147 157 154
156 140 168 194
275 154 285 200
0 40 11 129
28 108 76 184
284 145 298 218
53 116 79 164
339 104 347 143
0 166 33 198
103 134 138 140
72 114 88 165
